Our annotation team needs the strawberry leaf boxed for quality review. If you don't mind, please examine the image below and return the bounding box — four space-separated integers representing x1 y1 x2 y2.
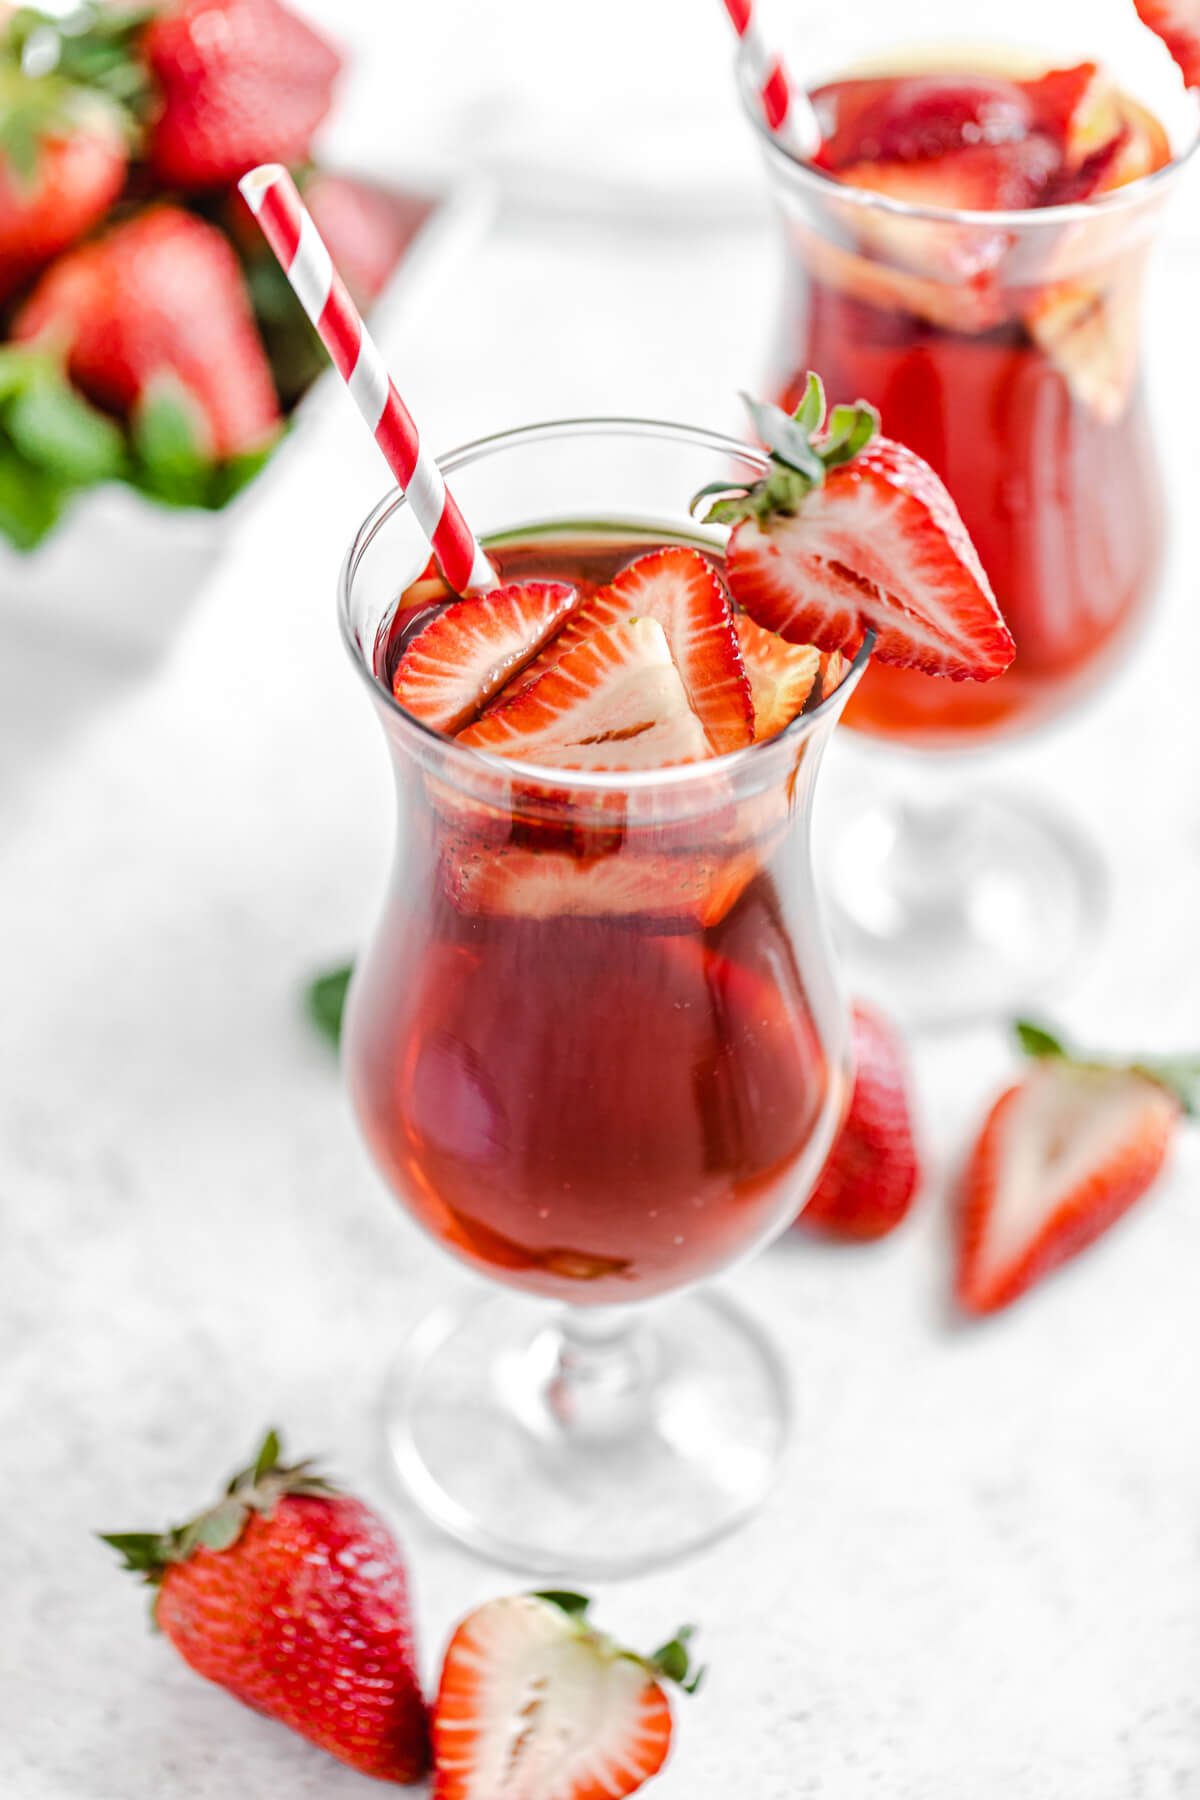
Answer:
129 375 213 506
533 1590 592 1618
694 377 879 529
7 370 125 484
306 963 353 1049
1132 1056 1200 1118
1014 1019 1068 1059
0 439 72 550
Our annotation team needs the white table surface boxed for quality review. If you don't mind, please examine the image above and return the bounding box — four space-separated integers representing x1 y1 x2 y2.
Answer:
3 3 1200 1795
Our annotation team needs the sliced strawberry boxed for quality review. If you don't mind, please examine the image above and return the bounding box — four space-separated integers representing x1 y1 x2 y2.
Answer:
503 548 752 757
732 612 818 740
812 73 1035 170
393 582 580 734
445 841 762 925
725 438 1013 680
1132 0 1200 87
1026 268 1145 423
432 1592 696 1800
813 649 850 704
799 1002 921 1241
1020 63 1123 166
836 135 1062 214
457 617 710 771
956 1021 1196 1315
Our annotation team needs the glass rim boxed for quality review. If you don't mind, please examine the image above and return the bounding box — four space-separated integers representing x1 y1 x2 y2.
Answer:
736 46 1200 227
337 414 875 795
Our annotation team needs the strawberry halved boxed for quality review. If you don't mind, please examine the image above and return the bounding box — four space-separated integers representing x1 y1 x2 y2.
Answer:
432 1593 691 1800
957 1059 1177 1314
457 617 710 770
1132 0 1200 87
726 437 1014 681
733 612 819 739
504 548 753 757
393 582 580 734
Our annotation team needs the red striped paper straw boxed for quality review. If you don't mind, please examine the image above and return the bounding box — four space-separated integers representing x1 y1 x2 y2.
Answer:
239 164 496 597
722 0 820 156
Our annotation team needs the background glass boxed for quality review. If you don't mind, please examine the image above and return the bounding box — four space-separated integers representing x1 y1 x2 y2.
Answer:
739 0 1199 1025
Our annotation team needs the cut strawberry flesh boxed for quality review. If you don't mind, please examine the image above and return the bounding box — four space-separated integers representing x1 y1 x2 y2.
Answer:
393 581 580 734
433 1595 673 1800
957 1061 1177 1314
1132 0 1200 87
726 438 1015 681
733 612 819 739
812 73 1036 170
504 547 753 757
445 840 762 925
457 617 710 770
835 135 1062 214
1020 63 1123 166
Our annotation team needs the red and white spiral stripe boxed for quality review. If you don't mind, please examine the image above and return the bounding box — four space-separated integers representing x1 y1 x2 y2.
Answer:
721 0 819 155
239 165 495 597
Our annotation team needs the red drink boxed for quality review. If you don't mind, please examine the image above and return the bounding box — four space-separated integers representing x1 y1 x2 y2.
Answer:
767 62 1175 745
346 532 839 1303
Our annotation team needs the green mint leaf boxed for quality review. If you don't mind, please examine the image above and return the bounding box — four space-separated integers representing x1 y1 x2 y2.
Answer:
7 372 125 483
306 963 353 1049
533 1590 592 1618
1014 1020 1069 1060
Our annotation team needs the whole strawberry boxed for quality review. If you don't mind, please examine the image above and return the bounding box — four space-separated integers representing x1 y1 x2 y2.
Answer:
0 67 128 302
799 1000 921 1240
144 0 341 190
14 204 280 460
101 1431 430 1784
956 1020 1198 1315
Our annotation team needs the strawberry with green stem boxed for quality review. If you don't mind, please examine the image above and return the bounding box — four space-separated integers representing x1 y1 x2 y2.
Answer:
0 62 128 302
700 376 1015 682
100 1429 430 1783
14 204 281 475
956 1020 1200 1315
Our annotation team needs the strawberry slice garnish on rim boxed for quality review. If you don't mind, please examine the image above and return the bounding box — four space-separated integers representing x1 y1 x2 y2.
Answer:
1131 0 1200 87
393 581 581 734
956 1021 1199 1315
432 1590 699 1800
458 617 711 771
705 377 1014 682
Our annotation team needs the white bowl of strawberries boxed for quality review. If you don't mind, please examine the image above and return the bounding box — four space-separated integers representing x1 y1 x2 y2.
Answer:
0 0 443 659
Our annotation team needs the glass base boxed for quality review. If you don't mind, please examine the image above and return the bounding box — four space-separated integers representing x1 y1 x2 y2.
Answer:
825 782 1106 1030
383 1288 791 1577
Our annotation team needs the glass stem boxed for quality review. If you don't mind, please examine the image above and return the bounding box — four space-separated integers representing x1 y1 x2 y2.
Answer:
533 1305 659 1445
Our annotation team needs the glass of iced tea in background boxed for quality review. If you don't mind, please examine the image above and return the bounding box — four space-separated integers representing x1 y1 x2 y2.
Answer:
338 419 870 1576
737 0 1198 1025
